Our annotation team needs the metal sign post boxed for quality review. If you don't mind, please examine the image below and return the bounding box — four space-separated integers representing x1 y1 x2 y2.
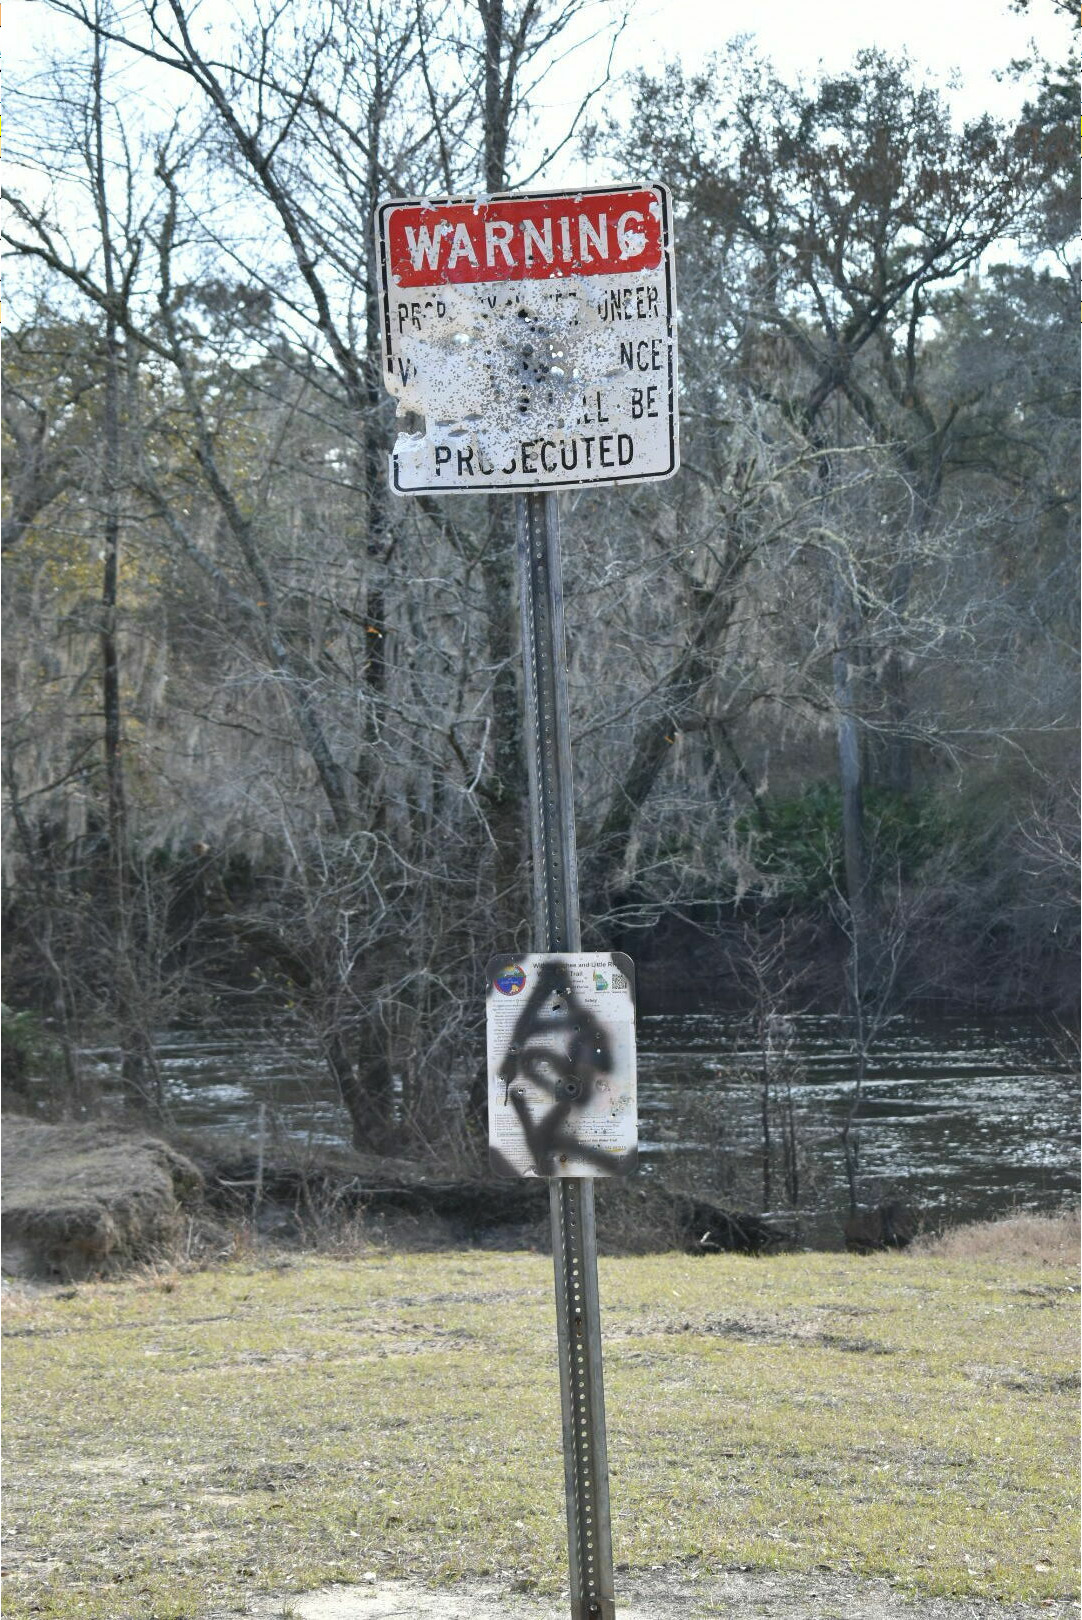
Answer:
376 181 679 1620
517 490 614 1619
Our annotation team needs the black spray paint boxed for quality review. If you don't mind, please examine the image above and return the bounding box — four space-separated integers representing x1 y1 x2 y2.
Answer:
488 955 636 1177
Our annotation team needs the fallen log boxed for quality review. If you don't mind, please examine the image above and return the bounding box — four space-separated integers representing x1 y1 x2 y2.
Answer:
201 1151 794 1255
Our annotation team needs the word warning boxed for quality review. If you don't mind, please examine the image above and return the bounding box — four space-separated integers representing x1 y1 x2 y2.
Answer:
375 185 679 493
486 953 637 1178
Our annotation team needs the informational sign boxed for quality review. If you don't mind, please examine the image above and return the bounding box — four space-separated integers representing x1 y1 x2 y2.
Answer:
375 185 679 493
486 953 637 1178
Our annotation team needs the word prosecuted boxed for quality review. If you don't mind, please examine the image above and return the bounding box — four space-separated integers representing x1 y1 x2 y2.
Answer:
386 191 663 288
435 432 636 481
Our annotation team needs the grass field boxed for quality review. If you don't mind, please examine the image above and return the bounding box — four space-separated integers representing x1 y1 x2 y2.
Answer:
2 1217 1078 1619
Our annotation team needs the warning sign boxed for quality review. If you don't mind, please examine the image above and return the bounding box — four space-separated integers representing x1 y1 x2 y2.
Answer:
375 184 679 493
486 953 637 1178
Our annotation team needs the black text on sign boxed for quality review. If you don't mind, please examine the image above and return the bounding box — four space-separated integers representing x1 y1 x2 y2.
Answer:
375 183 680 493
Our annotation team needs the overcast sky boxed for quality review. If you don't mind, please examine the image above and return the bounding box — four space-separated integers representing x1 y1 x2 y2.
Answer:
532 0 1071 177
5 0 1072 187
6 0 1068 94
604 0 1063 110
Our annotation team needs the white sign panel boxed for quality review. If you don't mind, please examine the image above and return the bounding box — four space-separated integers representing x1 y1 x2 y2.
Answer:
376 185 678 493
486 953 637 1178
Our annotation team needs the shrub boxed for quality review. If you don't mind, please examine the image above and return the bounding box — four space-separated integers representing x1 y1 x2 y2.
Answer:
737 782 960 902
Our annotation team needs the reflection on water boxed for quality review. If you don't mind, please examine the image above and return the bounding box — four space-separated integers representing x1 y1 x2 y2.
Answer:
82 1011 1078 1242
637 1013 1078 1240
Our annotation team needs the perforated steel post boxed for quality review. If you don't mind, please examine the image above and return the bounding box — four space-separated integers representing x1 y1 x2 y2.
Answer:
516 491 616 1620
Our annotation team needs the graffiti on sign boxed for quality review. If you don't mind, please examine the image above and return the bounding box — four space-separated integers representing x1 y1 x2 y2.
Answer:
487 953 637 1178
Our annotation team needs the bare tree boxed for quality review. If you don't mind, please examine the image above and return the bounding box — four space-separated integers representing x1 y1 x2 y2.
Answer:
3 8 1075 1178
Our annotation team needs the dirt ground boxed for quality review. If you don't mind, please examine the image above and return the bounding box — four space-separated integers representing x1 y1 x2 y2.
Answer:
242 1571 1080 1620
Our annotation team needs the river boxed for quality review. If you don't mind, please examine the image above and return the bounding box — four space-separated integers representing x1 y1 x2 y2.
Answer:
81 1010 1078 1245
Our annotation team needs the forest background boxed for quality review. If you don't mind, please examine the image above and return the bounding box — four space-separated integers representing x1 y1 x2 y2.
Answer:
1 0 1078 1170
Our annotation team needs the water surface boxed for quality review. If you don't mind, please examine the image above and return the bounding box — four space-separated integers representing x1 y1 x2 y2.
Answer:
81 1011 1078 1244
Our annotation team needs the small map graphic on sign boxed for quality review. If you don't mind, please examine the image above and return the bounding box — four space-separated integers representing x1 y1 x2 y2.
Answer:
486 953 637 1178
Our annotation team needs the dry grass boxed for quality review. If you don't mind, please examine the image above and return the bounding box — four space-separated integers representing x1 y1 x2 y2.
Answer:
2 1233 1078 1620
913 1208 1079 1265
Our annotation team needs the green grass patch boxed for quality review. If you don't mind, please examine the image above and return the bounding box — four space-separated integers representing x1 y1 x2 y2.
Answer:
2 1242 1078 1617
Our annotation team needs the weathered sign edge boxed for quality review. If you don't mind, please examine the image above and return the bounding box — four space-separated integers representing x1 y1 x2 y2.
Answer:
373 181 680 497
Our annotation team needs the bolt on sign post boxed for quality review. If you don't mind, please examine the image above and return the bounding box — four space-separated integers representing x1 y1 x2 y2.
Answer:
376 183 679 1620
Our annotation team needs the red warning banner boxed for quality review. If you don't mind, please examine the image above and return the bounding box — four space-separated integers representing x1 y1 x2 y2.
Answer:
384 188 664 289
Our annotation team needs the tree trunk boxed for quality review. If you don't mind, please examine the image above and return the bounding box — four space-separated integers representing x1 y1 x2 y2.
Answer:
92 11 161 1113
832 565 867 946
474 4 530 939
326 1030 396 1155
582 580 740 913
481 501 528 935
832 561 869 1219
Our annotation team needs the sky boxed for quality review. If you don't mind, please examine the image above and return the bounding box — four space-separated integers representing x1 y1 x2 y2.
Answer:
533 0 1071 181
607 0 1062 113
3 0 1072 190
5 0 1068 103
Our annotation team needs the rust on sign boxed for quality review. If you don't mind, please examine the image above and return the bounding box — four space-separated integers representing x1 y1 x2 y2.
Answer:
375 183 679 494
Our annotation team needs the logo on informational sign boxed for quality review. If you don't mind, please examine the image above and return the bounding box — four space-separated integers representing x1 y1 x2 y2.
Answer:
375 184 679 494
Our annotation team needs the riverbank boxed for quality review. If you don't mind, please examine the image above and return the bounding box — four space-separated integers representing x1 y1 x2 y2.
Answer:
7 1002 1075 1257
0 1114 803 1281
2 1215 1077 1619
